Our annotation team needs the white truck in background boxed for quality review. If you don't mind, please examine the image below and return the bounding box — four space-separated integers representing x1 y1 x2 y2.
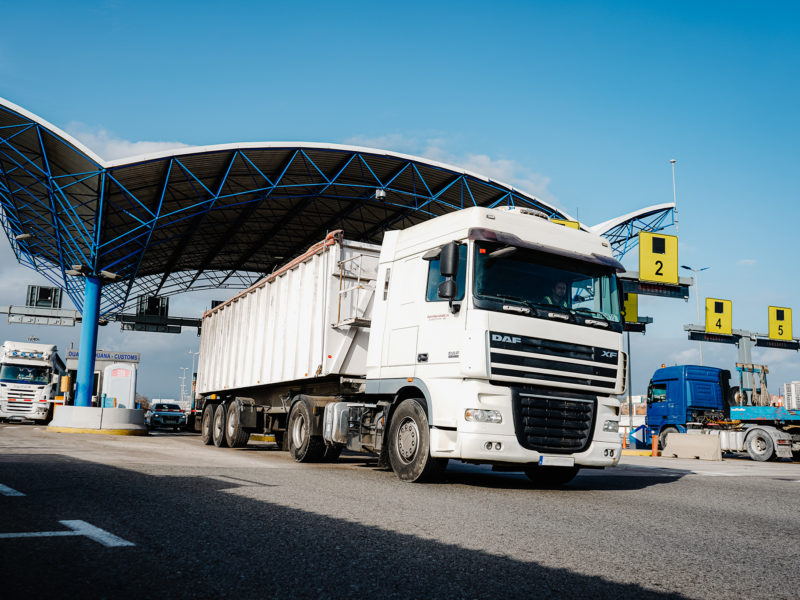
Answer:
0 341 66 423
195 206 627 484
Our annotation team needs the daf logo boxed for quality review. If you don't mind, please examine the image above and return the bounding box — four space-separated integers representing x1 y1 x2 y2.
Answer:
492 334 522 344
601 350 617 359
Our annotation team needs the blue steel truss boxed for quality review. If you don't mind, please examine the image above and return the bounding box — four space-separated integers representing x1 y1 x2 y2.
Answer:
1 99 676 319
0 100 576 317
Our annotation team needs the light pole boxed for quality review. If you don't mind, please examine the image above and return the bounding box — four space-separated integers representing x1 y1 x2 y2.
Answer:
681 265 710 365
179 367 189 404
670 159 678 232
188 349 199 404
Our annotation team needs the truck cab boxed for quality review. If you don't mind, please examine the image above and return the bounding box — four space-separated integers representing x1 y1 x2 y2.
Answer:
365 206 627 478
0 341 65 423
646 365 729 447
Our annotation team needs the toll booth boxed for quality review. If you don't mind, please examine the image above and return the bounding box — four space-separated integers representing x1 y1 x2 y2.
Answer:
64 348 141 406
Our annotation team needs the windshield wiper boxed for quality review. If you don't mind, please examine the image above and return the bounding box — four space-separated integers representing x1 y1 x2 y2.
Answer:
476 293 536 314
573 307 614 326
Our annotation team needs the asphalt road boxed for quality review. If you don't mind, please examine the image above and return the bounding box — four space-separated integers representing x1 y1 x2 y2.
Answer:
1 423 797 599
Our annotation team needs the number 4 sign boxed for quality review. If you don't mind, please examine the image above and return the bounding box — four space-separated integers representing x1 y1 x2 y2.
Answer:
769 306 793 341
638 232 678 284
705 298 732 335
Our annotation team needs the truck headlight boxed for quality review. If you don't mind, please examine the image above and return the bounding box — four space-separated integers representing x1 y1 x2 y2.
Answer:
465 409 502 423
603 420 619 433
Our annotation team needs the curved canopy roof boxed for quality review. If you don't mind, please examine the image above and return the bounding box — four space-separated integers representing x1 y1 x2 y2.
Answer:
589 202 676 259
0 97 572 315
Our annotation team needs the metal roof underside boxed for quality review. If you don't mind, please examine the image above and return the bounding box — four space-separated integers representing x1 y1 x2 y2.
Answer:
1 98 575 316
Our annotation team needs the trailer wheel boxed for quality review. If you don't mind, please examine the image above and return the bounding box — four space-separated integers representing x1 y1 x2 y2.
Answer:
287 399 325 462
201 404 215 445
659 426 679 451
225 401 251 448
745 429 774 461
387 398 446 482
212 403 229 448
523 465 580 487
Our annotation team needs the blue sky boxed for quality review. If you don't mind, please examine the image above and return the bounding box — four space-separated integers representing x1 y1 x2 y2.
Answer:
1 0 799 398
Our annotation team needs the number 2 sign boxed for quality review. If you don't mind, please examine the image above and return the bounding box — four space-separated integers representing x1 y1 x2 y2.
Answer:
638 232 678 284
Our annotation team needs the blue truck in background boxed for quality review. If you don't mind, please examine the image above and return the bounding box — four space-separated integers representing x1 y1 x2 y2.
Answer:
646 364 800 461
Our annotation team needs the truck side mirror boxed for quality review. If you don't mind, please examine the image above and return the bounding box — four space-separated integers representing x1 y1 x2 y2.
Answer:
438 279 457 299
439 242 459 277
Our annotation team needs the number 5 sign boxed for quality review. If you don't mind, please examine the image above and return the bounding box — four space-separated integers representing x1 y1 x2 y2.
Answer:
768 306 793 341
638 232 678 284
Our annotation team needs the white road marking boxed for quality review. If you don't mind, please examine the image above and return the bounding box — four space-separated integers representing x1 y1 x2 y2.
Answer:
0 520 134 547
59 520 135 547
0 484 25 496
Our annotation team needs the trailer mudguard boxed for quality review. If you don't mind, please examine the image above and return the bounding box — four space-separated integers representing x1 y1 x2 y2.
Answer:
234 397 259 429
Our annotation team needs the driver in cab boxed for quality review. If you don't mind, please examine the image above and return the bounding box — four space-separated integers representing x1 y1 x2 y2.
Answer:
543 280 570 308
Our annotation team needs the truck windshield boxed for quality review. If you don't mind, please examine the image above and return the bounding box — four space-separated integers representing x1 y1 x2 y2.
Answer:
0 364 51 384
473 241 621 328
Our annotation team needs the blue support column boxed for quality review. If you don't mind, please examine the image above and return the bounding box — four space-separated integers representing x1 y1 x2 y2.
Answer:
74 276 102 407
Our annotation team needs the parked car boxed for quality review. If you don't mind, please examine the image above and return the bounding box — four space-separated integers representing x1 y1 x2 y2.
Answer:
145 402 187 431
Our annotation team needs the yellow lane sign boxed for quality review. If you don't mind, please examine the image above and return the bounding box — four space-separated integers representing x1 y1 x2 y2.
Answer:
768 306 792 340
639 232 678 284
551 219 580 229
705 298 732 335
623 292 638 323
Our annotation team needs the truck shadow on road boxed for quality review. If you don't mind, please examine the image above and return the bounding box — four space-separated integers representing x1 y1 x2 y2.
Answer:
222 448 690 491
1 454 691 600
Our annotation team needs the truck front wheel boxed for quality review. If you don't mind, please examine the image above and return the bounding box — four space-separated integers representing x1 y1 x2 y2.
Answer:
287 399 325 462
659 426 679 451
212 403 229 448
201 404 215 445
746 429 774 461
387 398 446 482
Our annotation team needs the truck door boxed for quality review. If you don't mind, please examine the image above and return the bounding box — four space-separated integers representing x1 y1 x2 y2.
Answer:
415 243 468 374
646 381 669 428
647 378 682 428
379 256 426 379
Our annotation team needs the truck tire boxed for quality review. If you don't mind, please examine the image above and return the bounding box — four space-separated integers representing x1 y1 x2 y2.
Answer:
728 386 741 406
201 404 215 445
387 398 446 482
287 399 325 462
225 401 251 448
746 429 774 461
659 426 679 451
212 403 229 448
524 465 580 487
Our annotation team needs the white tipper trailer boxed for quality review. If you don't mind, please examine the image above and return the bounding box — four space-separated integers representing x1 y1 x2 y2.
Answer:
195 206 627 484
0 341 66 423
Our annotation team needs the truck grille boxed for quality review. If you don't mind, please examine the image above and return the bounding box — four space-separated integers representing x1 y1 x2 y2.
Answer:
512 388 596 454
8 387 37 400
489 332 619 392
3 400 36 415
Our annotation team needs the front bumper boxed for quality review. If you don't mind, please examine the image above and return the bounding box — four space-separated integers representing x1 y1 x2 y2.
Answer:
149 415 187 427
0 400 50 418
426 378 622 468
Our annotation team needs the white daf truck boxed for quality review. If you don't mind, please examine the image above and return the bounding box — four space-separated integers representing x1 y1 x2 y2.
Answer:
195 206 626 484
0 341 66 423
